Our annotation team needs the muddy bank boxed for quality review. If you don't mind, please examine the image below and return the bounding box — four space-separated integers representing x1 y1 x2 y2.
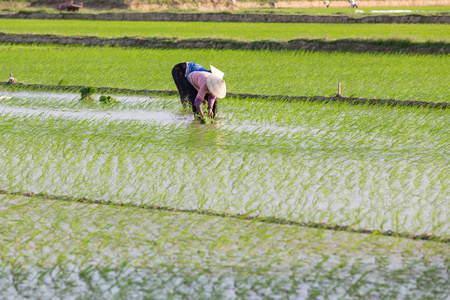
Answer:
1 82 448 109
0 11 449 23
1 33 449 55
236 0 450 8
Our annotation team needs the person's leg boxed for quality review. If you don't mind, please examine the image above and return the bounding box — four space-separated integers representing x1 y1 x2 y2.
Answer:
171 63 189 106
212 100 218 117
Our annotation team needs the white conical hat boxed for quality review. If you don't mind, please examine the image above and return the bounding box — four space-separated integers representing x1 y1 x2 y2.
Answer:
206 75 226 99
210 65 224 79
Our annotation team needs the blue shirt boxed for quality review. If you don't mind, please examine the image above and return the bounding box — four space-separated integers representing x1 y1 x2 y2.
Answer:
185 62 211 83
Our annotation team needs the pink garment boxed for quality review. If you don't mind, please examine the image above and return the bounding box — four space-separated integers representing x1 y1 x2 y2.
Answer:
189 71 216 112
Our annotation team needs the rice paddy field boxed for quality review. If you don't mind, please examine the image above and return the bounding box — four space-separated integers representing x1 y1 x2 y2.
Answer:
0 89 449 298
1 19 450 43
0 14 449 299
1 45 450 102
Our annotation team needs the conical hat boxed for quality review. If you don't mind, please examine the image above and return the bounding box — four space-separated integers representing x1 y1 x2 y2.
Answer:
210 65 224 79
206 75 226 99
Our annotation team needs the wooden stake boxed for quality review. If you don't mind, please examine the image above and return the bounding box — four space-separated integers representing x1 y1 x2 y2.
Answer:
337 82 342 97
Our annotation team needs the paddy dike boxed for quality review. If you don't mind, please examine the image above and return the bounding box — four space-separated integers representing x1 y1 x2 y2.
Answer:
1 33 449 55
1 190 449 243
1 82 448 109
0 11 449 23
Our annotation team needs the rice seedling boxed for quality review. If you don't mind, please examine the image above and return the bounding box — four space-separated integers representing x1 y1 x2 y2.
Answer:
0 193 448 298
0 39 448 297
0 94 448 236
99 95 119 104
79 86 96 102
1 19 449 43
1 44 449 102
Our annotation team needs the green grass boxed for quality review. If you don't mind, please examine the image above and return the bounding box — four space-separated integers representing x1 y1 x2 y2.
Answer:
1 44 449 102
1 19 450 43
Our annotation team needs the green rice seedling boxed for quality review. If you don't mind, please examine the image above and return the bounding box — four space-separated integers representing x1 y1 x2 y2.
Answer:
0 193 448 299
79 86 97 102
0 44 449 102
0 95 448 236
99 95 119 104
1 19 449 43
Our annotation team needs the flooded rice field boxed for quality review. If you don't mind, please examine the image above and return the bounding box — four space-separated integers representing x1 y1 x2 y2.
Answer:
0 91 449 298
0 91 449 236
0 194 448 299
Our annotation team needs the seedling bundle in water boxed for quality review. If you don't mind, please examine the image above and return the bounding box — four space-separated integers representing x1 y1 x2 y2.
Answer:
99 95 119 104
198 116 219 124
80 87 119 104
80 86 97 102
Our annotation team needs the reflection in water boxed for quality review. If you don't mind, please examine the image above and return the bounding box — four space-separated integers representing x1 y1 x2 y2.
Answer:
0 105 194 124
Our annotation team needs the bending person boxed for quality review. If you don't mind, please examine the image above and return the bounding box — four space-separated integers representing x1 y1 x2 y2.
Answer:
172 62 211 107
189 71 226 119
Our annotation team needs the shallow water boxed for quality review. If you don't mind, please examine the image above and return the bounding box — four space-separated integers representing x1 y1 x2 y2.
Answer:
0 105 194 124
371 10 413 13
0 92 449 236
0 195 448 300
1 91 151 103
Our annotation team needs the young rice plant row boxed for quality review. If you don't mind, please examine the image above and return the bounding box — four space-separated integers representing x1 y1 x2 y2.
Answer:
1 44 449 102
1 19 449 43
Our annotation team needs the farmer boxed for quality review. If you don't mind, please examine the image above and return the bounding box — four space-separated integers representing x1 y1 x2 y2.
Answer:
348 0 358 8
172 62 211 107
171 62 226 118
189 71 226 118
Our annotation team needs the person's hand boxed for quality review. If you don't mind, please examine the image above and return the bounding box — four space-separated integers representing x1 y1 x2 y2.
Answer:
208 108 213 119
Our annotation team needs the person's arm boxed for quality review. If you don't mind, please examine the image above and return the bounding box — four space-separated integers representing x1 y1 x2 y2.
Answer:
195 85 209 118
195 97 205 118
207 94 216 118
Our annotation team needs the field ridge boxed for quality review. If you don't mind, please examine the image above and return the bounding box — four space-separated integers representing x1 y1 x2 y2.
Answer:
1 33 449 55
1 189 448 243
2 82 449 109
1 12 450 23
